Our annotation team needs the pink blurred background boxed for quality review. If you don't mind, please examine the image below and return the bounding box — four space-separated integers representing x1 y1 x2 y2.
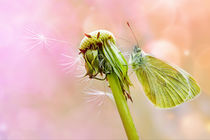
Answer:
0 0 210 139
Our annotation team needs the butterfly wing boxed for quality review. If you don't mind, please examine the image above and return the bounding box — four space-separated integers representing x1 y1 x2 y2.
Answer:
135 53 200 108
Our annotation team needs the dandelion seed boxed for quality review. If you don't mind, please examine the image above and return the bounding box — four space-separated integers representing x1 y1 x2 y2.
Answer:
85 94 101 103
22 25 71 53
83 89 114 115
84 89 114 102
60 53 84 74
23 26 50 51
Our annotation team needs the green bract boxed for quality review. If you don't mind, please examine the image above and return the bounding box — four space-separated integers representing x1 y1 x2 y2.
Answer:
79 30 132 98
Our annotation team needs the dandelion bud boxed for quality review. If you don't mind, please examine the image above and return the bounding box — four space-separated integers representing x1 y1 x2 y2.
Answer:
79 30 139 140
79 30 132 99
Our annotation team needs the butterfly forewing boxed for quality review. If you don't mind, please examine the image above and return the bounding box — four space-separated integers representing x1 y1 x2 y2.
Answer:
135 53 200 108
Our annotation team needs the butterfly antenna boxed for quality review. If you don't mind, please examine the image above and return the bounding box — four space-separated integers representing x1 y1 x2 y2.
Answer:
126 22 139 47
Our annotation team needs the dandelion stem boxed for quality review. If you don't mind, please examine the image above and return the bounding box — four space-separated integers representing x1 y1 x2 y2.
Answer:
107 73 139 140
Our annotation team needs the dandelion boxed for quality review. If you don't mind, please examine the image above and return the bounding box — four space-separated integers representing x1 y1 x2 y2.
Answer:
79 30 139 140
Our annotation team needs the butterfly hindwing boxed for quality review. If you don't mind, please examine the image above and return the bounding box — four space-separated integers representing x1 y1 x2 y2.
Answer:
135 53 200 108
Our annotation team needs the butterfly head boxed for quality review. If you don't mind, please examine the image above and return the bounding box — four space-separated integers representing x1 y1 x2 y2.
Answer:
130 45 143 69
133 45 141 53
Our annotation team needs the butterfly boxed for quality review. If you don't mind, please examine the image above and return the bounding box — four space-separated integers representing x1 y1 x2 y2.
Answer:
128 23 201 108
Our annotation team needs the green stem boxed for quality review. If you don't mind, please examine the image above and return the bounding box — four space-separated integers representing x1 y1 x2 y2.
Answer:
107 73 139 140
